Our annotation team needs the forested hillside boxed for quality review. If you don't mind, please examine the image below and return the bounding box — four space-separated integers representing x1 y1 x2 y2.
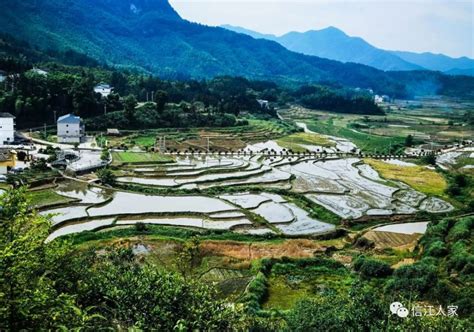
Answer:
0 35 385 129
1 0 473 98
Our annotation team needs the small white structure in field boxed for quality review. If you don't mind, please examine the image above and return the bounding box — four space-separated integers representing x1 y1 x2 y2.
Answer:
374 95 390 103
31 68 48 76
0 113 15 146
107 128 120 136
57 114 85 144
257 99 269 109
94 84 113 98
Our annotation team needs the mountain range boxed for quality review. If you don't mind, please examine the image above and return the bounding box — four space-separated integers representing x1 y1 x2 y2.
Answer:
222 25 474 76
0 0 473 98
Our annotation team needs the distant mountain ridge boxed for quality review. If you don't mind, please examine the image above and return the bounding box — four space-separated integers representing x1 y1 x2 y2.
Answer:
390 51 474 76
222 25 474 75
0 0 473 98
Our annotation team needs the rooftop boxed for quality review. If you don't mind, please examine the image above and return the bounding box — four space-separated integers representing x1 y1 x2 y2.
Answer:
57 113 81 124
0 112 15 119
94 83 112 89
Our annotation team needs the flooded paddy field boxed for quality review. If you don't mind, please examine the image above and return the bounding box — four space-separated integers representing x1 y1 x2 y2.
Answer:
43 131 456 241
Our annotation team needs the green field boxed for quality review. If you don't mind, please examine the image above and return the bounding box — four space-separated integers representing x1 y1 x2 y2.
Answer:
112 152 174 164
263 259 354 310
105 118 299 151
306 117 405 154
277 132 335 152
365 159 447 196
280 101 473 153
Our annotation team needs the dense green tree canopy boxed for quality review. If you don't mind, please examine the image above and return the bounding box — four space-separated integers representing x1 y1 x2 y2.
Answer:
0 188 238 330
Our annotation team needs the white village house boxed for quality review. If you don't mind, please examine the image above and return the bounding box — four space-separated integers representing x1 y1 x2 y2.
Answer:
94 83 113 98
30 68 48 76
57 114 85 144
374 95 390 104
0 112 15 146
257 99 269 109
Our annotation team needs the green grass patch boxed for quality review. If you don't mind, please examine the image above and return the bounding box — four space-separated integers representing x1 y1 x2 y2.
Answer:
112 151 173 165
64 225 283 246
263 259 353 310
0 183 11 190
277 132 335 152
304 117 405 154
365 159 447 196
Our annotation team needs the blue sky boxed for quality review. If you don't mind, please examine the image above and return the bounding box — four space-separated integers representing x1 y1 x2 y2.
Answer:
169 0 473 58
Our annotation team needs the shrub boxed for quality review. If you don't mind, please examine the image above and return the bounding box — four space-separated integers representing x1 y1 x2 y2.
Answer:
425 240 448 257
134 222 148 233
354 236 375 249
447 217 473 242
389 260 438 294
447 241 470 272
421 154 436 165
446 183 461 196
454 174 467 187
96 168 116 185
353 256 393 278
243 272 268 313
461 262 474 276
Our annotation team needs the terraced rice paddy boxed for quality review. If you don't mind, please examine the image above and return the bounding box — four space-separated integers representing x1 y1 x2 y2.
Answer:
44 134 455 240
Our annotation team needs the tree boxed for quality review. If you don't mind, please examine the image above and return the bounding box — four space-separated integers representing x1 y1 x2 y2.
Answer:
0 188 240 330
154 90 168 113
421 154 437 166
175 237 201 279
96 168 116 186
454 174 467 187
100 148 109 161
0 187 93 330
353 256 393 278
286 282 387 331
85 247 237 330
123 94 137 124
405 134 414 147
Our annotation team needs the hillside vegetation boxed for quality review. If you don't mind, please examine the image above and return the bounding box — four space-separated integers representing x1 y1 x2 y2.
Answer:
1 1 473 98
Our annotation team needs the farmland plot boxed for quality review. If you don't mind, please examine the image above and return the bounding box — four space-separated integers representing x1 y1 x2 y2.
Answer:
45 127 457 241
221 192 335 235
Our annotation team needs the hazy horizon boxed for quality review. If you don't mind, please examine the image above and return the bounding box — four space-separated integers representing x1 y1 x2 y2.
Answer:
170 0 474 59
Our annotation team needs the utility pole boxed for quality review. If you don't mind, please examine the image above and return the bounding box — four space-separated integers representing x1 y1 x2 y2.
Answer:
104 103 107 115
207 137 210 153
157 136 166 153
43 123 47 138
53 110 57 123
151 91 154 102
146 92 149 102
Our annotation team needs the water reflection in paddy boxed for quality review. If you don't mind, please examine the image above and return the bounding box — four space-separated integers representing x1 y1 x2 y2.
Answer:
88 192 237 217
373 222 428 235
55 181 113 204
